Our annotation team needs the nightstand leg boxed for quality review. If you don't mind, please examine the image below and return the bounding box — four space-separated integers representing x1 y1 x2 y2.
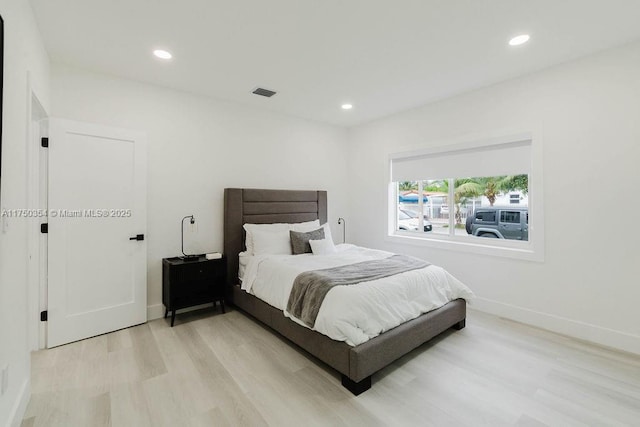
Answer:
164 308 168 319
171 310 176 327
220 298 225 314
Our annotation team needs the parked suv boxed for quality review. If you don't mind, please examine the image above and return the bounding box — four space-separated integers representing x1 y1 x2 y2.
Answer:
465 207 528 241
398 209 433 232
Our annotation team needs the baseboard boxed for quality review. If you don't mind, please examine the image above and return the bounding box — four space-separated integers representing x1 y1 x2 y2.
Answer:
147 303 217 322
470 297 640 356
8 378 30 427
147 304 165 321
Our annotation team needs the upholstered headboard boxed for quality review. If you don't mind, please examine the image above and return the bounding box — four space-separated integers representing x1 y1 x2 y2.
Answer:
223 188 328 287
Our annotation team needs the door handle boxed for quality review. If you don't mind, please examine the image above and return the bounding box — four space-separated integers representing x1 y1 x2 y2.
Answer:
129 234 144 241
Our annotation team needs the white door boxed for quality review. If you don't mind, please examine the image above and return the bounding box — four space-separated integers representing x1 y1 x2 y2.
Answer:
47 119 147 347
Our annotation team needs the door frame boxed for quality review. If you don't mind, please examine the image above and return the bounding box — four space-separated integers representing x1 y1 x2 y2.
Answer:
26 74 49 351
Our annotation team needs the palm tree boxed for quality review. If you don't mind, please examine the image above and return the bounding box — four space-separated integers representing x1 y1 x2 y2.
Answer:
501 174 529 195
424 180 447 192
481 177 503 206
436 179 483 224
398 181 418 191
453 179 482 224
475 175 529 205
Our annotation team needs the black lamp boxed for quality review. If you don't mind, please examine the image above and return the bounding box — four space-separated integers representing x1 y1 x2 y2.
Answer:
338 217 346 243
181 215 199 260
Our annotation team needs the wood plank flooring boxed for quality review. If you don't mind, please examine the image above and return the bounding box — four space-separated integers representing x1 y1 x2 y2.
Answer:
23 308 640 426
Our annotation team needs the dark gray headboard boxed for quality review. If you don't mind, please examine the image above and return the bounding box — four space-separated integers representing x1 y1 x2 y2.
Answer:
223 188 328 287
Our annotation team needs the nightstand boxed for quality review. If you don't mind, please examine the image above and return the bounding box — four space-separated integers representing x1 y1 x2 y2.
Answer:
162 255 226 326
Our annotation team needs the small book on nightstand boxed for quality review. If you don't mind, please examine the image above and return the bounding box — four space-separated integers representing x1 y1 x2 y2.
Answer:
206 252 222 260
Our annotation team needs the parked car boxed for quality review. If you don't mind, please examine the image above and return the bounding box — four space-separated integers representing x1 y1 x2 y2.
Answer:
465 207 528 240
398 209 433 232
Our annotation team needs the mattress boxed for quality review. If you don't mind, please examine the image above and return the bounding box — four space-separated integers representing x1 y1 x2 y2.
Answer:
240 244 473 346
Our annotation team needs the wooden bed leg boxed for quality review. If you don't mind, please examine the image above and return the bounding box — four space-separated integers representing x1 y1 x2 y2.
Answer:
341 375 371 396
452 318 466 330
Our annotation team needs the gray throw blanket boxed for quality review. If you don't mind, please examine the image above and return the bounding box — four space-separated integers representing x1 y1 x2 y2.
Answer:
287 255 430 327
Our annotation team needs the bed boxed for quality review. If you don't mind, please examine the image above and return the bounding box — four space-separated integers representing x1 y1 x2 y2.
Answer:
224 188 469 395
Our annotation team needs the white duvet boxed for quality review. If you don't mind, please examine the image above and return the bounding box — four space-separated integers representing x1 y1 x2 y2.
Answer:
240 244 474 346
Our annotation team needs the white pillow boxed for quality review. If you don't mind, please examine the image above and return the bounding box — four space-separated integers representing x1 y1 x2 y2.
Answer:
320 223 335 245
291 219 320 232
243 223 291 254
252 228 292 255
309 238 337 255
244 220 320 254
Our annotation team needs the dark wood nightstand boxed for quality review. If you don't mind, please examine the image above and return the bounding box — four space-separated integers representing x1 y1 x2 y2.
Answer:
162 255 226 326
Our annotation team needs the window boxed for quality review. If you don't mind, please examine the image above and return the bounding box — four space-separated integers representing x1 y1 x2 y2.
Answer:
475 210 496 223
389 137 540 259
500 211 520 224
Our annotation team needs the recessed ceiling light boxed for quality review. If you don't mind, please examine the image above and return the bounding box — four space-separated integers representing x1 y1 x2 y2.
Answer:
341 104 353 110
509 34 530 46
153 49 172 60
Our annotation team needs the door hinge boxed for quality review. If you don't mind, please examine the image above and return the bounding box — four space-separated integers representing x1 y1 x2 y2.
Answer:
40 223 48 233
40 311 48 321
41 137 49 148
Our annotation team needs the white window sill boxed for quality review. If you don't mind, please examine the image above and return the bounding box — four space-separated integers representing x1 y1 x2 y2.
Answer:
386 231 544 262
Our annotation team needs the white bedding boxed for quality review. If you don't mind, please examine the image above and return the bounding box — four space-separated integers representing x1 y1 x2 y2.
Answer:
241 244 474 346
238 251 250 282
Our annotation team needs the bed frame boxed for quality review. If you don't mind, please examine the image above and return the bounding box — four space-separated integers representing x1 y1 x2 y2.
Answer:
223 188 466 395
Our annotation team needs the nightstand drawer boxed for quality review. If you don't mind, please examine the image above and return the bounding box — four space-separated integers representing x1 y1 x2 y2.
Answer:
178 264 215 283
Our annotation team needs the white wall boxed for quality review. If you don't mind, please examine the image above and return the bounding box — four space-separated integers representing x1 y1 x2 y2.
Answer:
50 64 349 318
0 0 50 425
347 41 640 354
4 24 636 427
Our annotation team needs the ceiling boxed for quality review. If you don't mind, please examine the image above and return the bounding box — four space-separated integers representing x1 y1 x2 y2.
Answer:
30 0 640 127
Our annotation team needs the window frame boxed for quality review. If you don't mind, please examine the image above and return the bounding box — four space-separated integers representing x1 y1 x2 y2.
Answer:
387 133 544 262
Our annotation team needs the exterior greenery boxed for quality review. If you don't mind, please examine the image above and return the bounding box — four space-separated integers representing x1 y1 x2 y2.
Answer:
398 175 529 224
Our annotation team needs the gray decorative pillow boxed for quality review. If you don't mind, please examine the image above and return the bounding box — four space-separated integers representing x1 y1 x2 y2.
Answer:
290 228 325 255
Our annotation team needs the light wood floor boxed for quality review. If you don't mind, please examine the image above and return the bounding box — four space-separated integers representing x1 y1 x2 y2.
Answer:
23 308 640 427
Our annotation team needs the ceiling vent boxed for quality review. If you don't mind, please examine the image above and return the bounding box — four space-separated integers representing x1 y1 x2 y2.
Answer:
252 87 277 98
